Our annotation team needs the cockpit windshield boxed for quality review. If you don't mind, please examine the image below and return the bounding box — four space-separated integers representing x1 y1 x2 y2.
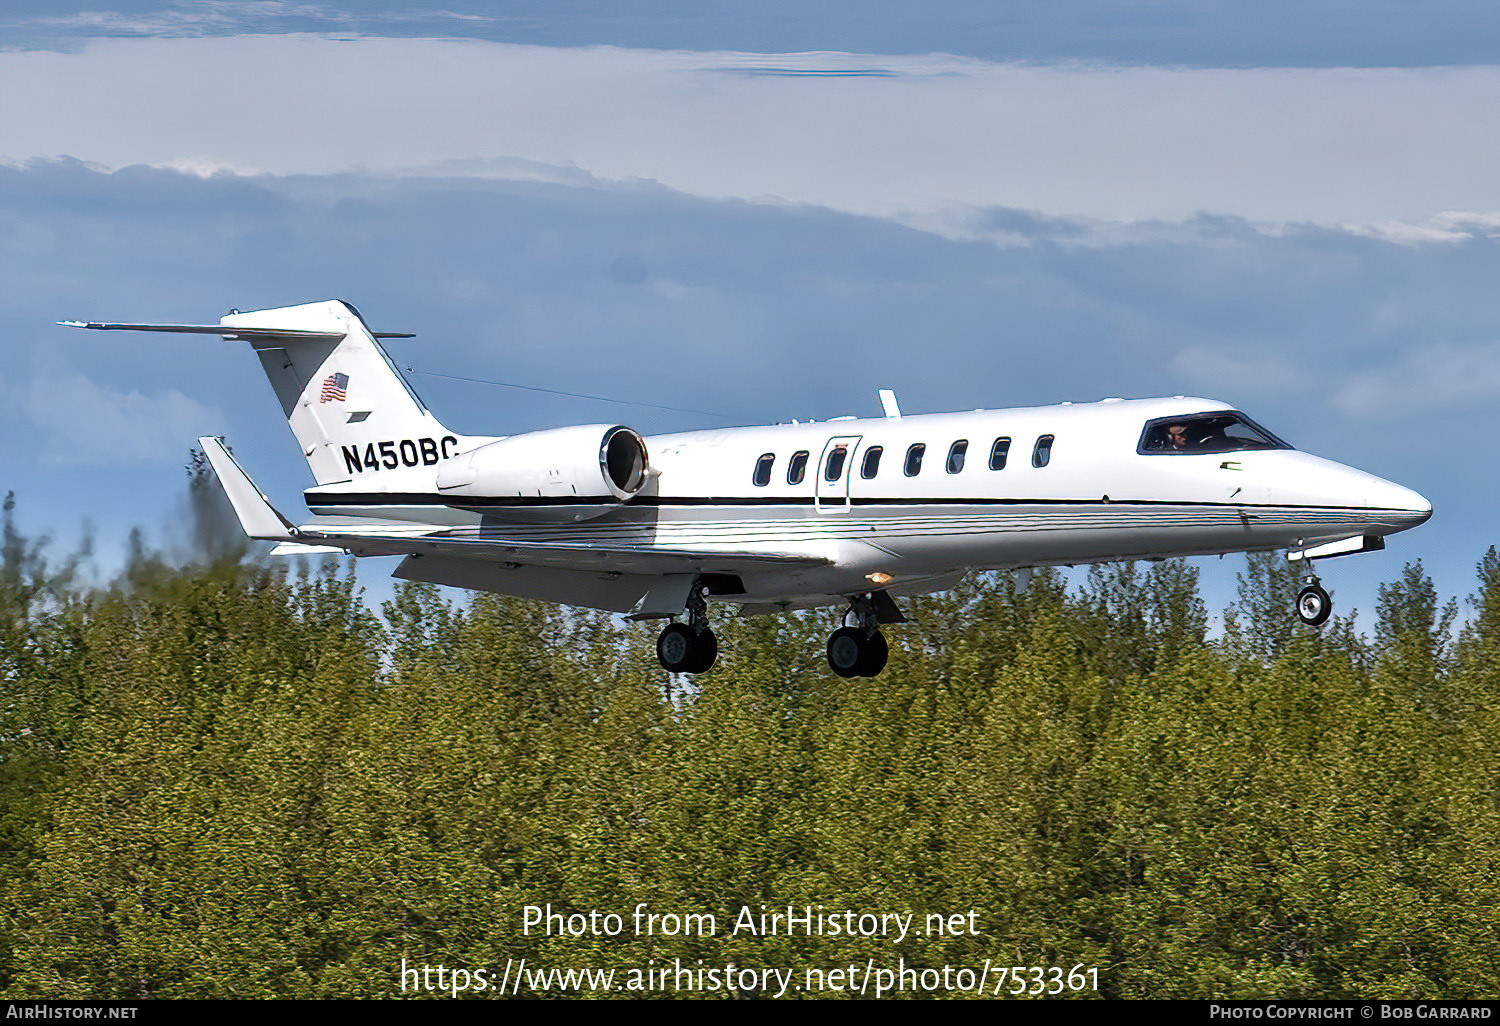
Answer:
1138 411 1291 455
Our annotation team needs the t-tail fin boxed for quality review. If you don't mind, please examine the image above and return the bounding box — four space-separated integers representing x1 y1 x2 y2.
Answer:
65 300 468 486
226 300 459 485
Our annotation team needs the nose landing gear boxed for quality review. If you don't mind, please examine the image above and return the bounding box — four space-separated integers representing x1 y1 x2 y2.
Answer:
656 583 718 674
1295 577 1332 627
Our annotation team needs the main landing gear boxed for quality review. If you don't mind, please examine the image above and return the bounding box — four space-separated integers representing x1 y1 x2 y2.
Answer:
827 594 891 678
655 584 905 677
1295 576 1332 627
656 585 718 674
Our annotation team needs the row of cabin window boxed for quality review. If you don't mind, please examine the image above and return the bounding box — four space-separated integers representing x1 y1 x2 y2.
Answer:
751 435 1055 487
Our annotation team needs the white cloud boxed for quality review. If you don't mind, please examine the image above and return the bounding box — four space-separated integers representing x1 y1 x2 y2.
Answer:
1171 348 1307 395
1 35 1499 230
156 155 263 177
1334 340 1500 418
1343 220 1477 245
1344 209 1500 245
7 2 493 38
1429 210 1500 238
19 373 219 465
387 155 610 188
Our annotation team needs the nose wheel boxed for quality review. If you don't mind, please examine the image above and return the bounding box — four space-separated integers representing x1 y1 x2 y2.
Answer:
1295 578 1332 627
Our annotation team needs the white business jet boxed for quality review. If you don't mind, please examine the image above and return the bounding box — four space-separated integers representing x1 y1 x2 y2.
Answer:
63 300 1431 677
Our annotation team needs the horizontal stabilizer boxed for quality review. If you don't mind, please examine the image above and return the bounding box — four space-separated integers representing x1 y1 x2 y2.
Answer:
198 436 297 541
62 321 346 342
60 321 414 340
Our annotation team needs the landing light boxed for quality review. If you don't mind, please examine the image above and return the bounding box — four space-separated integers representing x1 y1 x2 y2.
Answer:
866 572 893 585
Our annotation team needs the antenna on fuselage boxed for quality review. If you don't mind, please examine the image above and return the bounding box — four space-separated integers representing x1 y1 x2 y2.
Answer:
879 389 902 420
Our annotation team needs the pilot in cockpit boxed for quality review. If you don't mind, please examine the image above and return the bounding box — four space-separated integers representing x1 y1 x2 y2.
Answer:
1141 412 1288 455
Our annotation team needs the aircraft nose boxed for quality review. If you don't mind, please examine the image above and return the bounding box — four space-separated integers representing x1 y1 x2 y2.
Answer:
1367 477 1433 525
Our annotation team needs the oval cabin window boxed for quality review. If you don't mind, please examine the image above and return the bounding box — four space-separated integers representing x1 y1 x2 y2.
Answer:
904 443 926 477
1032 435 1054 468
989 437 1011 470
787 450 810 485
947 440 968 474
752 452 775 487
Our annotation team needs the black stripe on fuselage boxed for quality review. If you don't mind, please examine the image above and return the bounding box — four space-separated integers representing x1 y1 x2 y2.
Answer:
302 492 1408 513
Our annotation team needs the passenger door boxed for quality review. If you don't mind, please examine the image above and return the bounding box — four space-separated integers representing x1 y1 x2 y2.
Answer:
815 435 861 514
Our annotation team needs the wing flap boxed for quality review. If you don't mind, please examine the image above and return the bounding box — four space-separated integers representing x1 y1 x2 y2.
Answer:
269 541 346 556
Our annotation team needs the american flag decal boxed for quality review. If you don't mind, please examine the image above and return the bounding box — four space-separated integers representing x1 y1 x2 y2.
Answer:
319 372 349 403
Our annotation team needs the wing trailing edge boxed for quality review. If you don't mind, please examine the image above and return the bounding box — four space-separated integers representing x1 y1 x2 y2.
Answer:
291 526 831 576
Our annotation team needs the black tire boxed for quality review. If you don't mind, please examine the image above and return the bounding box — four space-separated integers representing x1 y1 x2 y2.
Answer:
688 627 718 673
827 626 865 678
1296 584 1332 627
855 630 888 677
657 623 698 672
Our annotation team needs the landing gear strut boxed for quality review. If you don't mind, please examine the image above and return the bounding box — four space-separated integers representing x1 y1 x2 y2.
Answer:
656 582 718 673
827 594 890 678
1295 575 1332 627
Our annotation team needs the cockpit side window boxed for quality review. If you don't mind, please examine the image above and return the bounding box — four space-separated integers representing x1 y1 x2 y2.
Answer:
1138 412 1292 455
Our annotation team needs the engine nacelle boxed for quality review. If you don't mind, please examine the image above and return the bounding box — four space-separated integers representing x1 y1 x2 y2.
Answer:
436 424 650 522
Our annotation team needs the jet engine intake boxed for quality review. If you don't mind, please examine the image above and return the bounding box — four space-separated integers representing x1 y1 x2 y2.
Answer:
436 424 650 520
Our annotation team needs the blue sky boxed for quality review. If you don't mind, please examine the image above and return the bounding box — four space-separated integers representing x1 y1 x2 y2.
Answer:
5 1 1500 67
2 2 1498 624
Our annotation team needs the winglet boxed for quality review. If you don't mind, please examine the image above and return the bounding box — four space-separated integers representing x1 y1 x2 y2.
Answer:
198 436 297 541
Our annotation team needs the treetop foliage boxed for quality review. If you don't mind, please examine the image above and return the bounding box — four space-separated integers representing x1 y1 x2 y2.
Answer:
2 492 1497 1000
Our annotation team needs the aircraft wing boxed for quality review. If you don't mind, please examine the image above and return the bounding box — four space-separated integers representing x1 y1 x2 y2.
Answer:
294 525 829 575
198 437 828 576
